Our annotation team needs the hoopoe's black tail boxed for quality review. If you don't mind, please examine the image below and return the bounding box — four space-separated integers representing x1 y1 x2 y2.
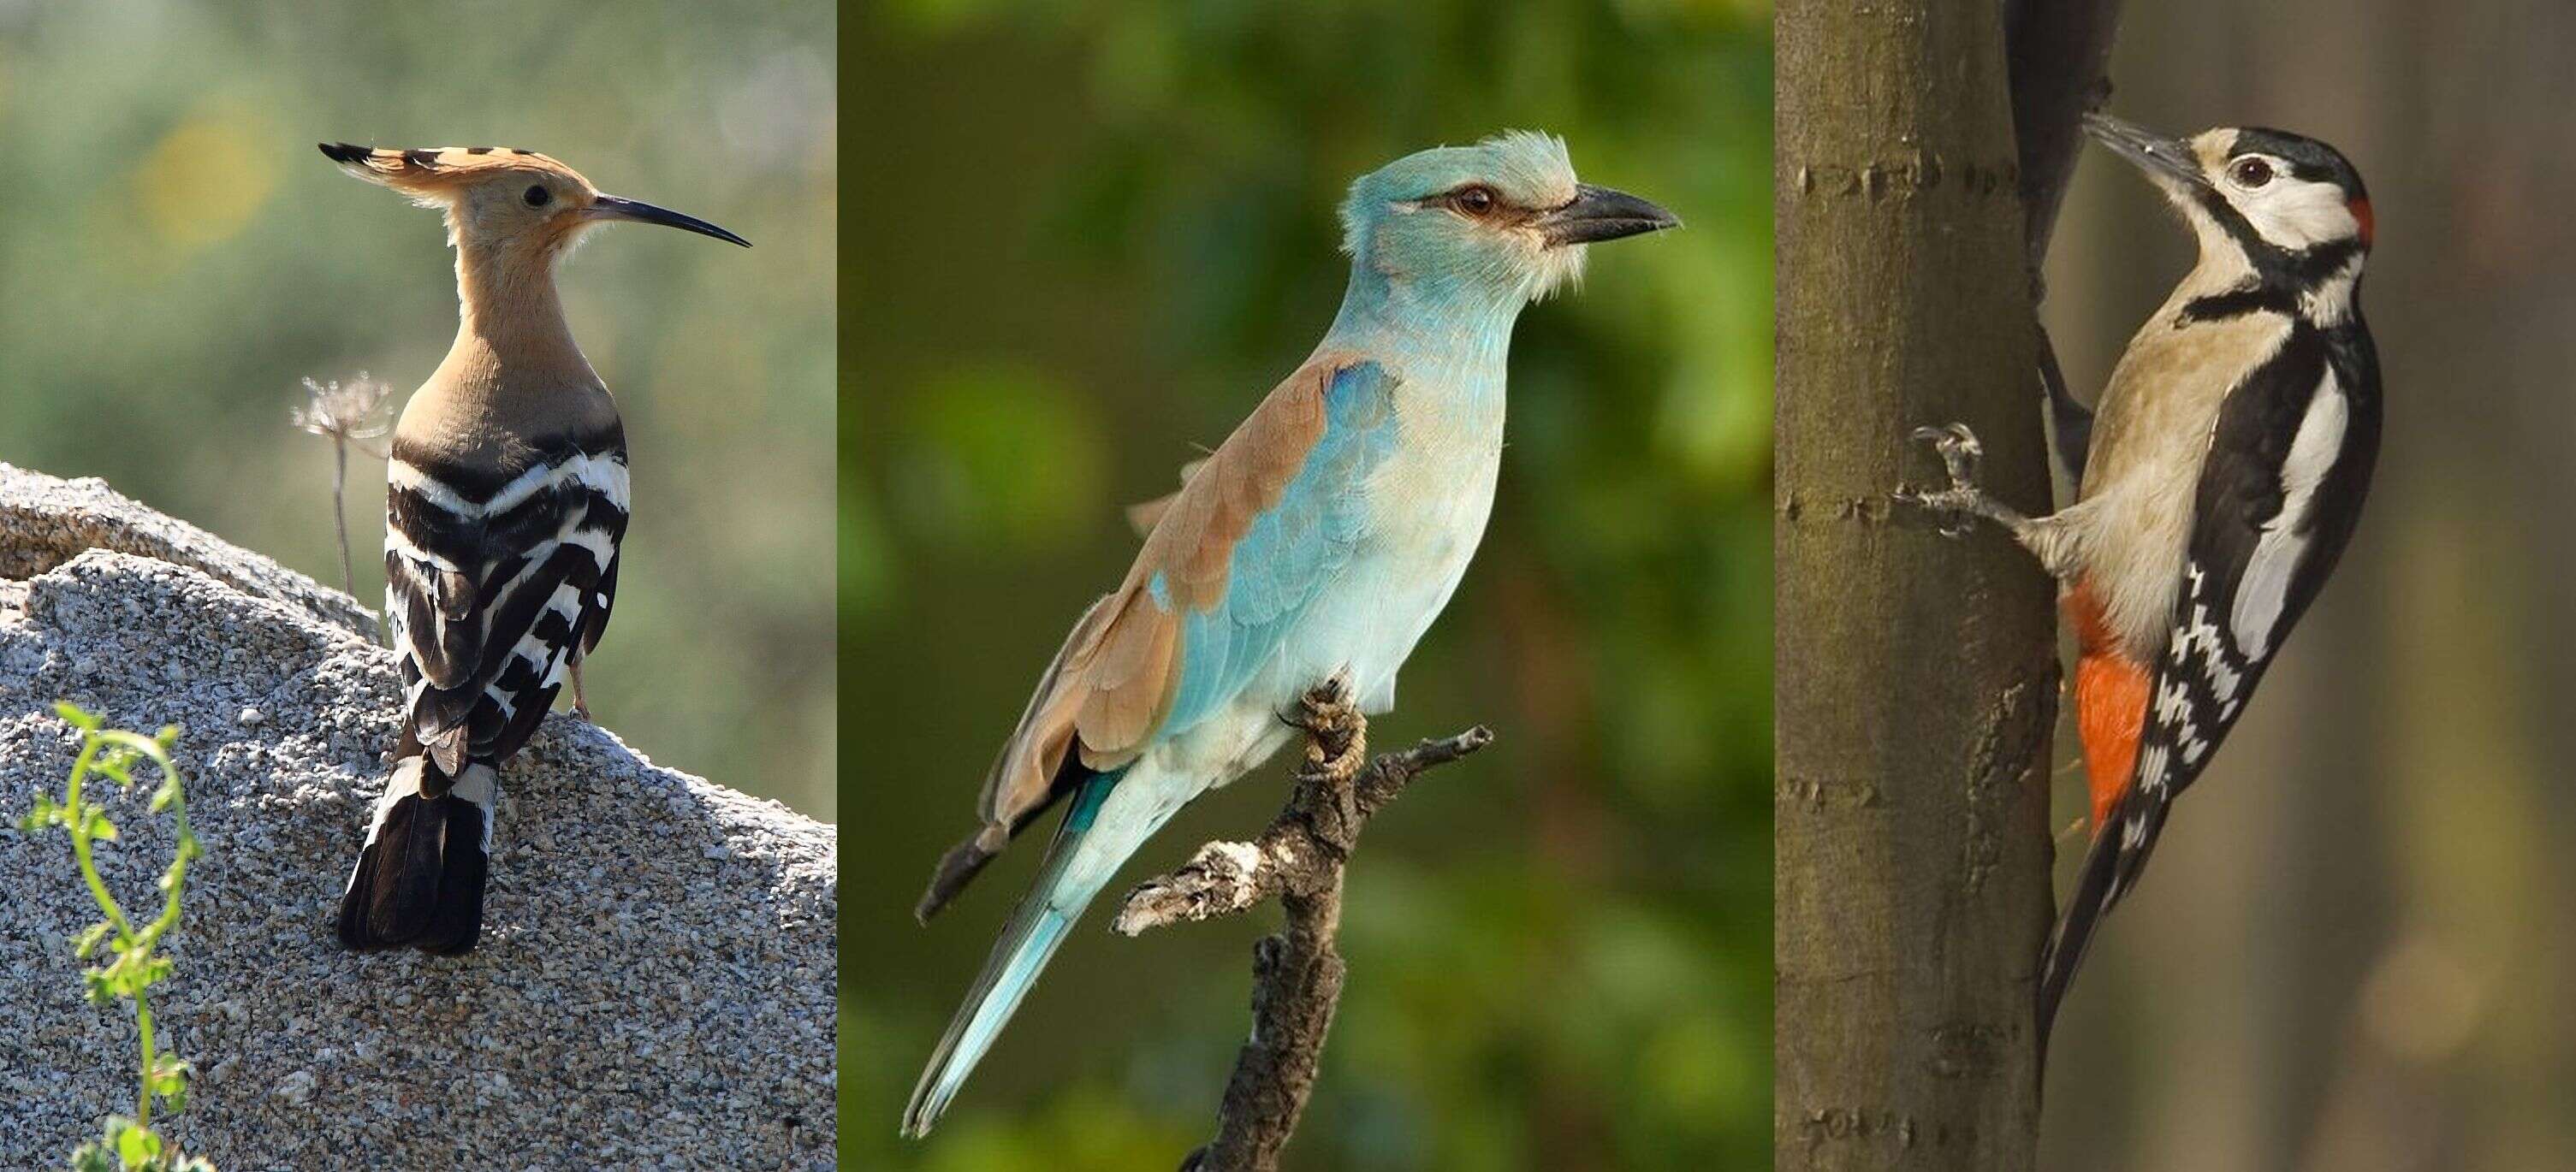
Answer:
337 756 496 956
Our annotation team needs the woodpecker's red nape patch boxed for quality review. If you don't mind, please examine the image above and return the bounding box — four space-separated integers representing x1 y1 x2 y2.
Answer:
2064 582 2150 830
2348 196 2375 249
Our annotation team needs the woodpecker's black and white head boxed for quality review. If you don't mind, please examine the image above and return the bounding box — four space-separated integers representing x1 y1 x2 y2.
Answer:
2084 112 2371 323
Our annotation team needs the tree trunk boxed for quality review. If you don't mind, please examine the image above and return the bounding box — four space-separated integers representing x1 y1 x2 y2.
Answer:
1774 2 2064 1169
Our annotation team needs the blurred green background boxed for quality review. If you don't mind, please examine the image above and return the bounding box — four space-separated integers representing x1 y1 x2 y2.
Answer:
847 2 1772 1168
0 0 837 819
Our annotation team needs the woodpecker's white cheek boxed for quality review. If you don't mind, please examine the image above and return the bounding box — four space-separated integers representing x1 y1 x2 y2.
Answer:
2242 181 2359 251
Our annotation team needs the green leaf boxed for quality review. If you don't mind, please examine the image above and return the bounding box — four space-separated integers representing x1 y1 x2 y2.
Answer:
146 1058 191 1116
72 922 111 959
53 701 100 730
19 792 63 832
115 1121 161 1165
84 810 117 843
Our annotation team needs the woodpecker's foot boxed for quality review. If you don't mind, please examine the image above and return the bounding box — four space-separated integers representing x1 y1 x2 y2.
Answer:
1897 423 2020 537
569 662 594 722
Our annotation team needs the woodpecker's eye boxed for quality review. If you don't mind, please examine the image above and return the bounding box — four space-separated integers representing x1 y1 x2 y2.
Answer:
2228 157 2275 189
1451 185 1498 216
523 185 552 208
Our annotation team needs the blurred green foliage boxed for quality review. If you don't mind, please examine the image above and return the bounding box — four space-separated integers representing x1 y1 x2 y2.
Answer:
0 0 837 818
849 1 1771 1167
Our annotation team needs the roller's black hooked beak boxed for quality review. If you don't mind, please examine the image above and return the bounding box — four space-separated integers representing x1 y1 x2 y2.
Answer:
2082 111 2210 190
585 194 752 247
1536 184 1680 247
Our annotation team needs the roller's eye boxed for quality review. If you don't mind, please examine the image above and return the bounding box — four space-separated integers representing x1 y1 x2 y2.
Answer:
2228 157 2275 189
524 184 552 207
1452 185 1497 216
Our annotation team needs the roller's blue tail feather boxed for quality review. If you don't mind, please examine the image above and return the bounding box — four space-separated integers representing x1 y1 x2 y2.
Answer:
901 772 1121 1136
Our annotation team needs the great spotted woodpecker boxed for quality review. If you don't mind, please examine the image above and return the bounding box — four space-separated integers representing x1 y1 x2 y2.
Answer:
1902 112 2380 1054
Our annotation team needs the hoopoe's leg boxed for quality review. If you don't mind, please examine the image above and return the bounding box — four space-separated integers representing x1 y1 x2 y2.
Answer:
570 660 593 722
1898 423 2082 579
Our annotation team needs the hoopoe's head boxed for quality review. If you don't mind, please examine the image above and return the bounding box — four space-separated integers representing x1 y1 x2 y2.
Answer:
318 143 750 263
2081 113 2371 267
1339 131 1677 311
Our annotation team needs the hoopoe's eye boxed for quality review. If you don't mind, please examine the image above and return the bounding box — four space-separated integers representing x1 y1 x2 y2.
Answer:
2227 157 2275 189
523 185 552 208
1451 185 1498 216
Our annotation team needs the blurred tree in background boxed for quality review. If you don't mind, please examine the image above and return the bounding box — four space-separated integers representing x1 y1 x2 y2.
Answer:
848 1 1772 1168
0 0 837 818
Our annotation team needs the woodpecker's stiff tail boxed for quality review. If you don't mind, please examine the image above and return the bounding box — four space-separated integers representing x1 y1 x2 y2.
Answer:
905 769 1180 1138
338 756 496 956
2037 778 2174 1059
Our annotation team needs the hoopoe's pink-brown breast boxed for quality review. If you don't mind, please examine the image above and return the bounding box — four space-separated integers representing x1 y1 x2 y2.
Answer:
973 356 1345 833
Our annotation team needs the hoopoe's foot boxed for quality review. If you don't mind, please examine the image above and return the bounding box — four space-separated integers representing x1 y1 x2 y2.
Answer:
569 661 594 722
1896 422 2026 537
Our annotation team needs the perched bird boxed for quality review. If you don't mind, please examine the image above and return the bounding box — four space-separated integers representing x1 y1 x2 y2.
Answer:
901 132 1677 1135
1905 112 2379 1053
320 143 749 956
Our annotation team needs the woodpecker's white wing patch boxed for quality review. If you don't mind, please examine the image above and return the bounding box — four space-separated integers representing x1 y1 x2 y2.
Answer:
2230 371 2347 658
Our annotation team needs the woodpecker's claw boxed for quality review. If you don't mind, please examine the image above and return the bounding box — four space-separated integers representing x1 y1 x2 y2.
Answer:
1914 422 1985 486
1896 422 1999 538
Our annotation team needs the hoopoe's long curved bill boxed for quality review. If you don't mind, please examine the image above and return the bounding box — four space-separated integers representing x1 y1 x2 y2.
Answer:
586 194 752 247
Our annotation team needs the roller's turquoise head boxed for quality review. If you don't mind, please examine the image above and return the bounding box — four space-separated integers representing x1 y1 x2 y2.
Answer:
1338 131 1677 311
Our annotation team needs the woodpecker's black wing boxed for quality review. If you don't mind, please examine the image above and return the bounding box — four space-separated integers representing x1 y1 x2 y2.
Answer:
384 423 630 780
2039 315 2381 1045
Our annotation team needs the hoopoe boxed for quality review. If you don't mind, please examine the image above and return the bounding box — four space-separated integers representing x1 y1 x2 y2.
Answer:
320 143 748 956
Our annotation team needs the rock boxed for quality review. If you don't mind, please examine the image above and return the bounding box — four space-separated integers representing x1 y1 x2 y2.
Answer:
0 463 376 638
0 467 837 1169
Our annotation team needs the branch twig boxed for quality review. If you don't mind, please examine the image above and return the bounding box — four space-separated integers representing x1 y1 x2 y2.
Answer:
1113 679 1492 1172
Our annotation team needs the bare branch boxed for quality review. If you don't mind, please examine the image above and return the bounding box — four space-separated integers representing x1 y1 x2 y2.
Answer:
1113 680 1492 1172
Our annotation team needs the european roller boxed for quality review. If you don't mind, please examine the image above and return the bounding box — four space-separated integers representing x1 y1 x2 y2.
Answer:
901 131 1677 1136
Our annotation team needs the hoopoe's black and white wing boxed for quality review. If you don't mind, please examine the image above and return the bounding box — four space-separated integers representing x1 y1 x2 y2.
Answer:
2039 316 2381 1039
384 426 630 772
340 423 626 954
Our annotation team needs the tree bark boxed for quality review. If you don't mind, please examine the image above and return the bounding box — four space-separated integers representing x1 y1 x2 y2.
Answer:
1774 2 2069 1169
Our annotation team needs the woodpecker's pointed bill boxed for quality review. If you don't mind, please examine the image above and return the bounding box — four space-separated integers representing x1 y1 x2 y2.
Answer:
2081 111 2211 191
586 194 751 247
